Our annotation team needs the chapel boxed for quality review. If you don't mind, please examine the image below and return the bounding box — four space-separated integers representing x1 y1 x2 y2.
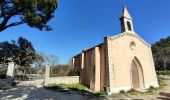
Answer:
72 6 159 94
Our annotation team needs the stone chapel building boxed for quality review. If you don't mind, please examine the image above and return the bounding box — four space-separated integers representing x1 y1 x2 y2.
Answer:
72 6 159 94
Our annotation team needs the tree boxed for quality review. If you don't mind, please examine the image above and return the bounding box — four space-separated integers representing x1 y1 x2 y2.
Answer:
46 54 59 66
0 36 36 66
160 47 170 71
34 52 46 67
152 36 170 71
0 41 18 64
34 52 59 67
0 0 58 32
17 37 36 66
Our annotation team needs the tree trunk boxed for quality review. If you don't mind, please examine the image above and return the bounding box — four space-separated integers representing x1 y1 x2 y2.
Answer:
163 60 167 72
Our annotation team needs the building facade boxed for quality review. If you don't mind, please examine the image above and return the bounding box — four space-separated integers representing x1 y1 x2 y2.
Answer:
72 6 159 94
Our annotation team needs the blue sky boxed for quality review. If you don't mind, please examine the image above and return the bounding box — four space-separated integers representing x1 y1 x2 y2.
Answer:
0 0 170 64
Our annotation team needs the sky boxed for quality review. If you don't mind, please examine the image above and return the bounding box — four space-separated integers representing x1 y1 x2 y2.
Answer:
0 0 170 64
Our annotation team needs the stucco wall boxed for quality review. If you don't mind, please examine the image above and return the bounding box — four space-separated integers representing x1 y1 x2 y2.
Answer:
73 54 82 75
83 49 95 89
99 44 106 91
72 33 158 94
94 47 101 91
108 33 158 93
73 44 106 91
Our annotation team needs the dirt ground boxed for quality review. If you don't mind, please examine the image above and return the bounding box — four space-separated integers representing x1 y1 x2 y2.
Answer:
0 77 170 100
0 80 105 100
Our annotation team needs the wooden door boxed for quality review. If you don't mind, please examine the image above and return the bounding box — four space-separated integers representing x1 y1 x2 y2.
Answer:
131 61 140 89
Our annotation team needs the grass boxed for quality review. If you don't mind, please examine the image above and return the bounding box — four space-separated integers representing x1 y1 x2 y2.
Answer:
45 83 107 98
46 75 168 99
47 83 87 91
157 71 170 76
109 75 168 98
157 75 167 90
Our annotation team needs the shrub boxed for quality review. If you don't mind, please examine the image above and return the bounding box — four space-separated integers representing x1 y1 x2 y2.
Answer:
149 86 154 89
119 90 126 94
127 89 135 93
94 92 106 97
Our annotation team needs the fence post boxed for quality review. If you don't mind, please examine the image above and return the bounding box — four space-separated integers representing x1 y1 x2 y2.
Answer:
45 65 50 86
6 62 15 86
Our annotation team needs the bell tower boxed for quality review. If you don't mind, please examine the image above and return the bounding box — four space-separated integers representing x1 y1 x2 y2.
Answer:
120 6 135 34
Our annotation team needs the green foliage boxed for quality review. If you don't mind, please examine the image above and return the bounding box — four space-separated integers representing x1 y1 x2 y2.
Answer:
0 37 36 66
17 37 36 66
157 71 170 76
0 0 58 32
152 36 170 71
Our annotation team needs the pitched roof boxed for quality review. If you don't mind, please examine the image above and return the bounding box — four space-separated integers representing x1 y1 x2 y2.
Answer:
120 5 132 20
108 32 150 47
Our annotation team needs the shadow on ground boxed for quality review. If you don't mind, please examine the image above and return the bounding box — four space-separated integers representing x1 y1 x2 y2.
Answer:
45 86 107 100
157 92 170 100
0 85 107 100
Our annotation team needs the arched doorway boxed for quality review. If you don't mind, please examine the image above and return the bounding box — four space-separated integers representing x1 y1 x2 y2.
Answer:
131 57 144 89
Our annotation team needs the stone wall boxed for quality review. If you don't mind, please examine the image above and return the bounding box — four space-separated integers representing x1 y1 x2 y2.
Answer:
44 65 79 86
45 76 79 86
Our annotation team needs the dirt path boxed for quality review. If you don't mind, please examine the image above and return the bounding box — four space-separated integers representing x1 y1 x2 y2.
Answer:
0 80 105 100
134 79 170 100
0 79 170 100
0 85 90 100
156 79 170 100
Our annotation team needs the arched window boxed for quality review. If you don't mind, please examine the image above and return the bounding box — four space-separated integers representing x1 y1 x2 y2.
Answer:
127 21 132 31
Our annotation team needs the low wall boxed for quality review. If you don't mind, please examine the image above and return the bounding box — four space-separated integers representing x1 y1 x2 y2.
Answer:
17 79 44 86
44 65 79 86
45 76 79 86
